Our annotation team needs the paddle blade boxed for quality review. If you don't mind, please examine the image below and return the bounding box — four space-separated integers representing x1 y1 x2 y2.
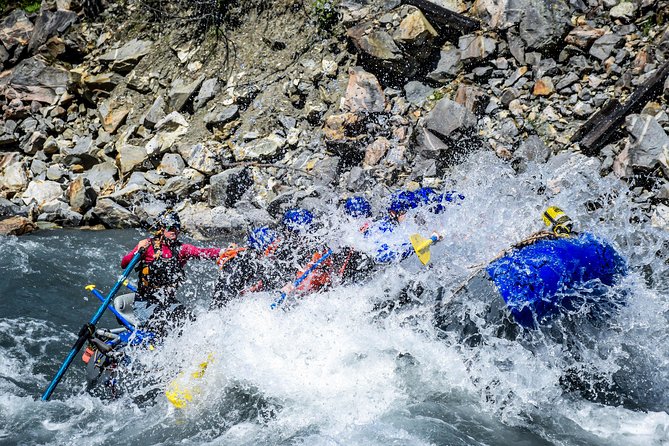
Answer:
410 233 433 265
166 355 213 409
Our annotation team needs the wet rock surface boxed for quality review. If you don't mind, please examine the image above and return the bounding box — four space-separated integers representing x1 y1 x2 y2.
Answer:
0 0 667 235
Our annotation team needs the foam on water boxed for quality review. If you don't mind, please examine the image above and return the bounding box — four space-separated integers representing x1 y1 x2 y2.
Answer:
1 151 668 445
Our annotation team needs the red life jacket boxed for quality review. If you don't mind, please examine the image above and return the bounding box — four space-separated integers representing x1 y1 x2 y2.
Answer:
295 249 334 293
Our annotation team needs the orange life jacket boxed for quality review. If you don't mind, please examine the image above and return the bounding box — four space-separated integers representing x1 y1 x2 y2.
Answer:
216 244 247 269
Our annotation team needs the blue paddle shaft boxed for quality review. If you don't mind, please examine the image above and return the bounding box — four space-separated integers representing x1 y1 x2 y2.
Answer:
89 288 135 331
270 249 333 309
41 251 143 401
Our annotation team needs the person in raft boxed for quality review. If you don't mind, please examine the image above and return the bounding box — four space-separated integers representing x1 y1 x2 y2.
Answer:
115 210 221 336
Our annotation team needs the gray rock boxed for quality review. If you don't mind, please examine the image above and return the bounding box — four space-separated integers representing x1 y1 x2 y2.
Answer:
518 0 572 50
177 142 221 175
83 161 117 194
459 34 497 61
515 134 551 162
179 202 248 239
23 131 46 155
141 95 166 130
427 44 462 83
416 126 450 158
168 75 205 112
610 1 637 20
37 199 83 227
99 39 153 73
21 179 63 208
157 153 186 176
158 168 204 199
0 156 28 194
625 114 669 170
30 159 47 177
66 176 96 214
46 164 68 181
404 81 433 107
193 78 219 111
116 144 149 175
556 72 580 91
342 67 385 113
232 134 286 161
92 198 141 228
0 197 27 219
208 167 253 207
27 9 78 54
5 56 69 102
0 10 33 54
204 105 239 130
346 26 402 61
423 98 478 139
589 33 624 61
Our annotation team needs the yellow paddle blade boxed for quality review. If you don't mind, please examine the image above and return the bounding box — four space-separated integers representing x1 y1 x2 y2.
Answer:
410 233 433 265
165 354 213 409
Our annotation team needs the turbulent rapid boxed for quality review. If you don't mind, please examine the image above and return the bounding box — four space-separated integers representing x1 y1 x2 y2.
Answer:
1 151 668 446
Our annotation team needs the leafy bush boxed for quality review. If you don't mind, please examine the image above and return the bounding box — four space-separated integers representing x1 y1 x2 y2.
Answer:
312 0 338 30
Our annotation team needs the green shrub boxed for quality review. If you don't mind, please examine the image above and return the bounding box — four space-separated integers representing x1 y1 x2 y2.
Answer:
312 0 338 30
21 0 41 13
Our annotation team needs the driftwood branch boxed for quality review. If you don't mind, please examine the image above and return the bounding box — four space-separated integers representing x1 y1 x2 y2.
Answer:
571 60 669 155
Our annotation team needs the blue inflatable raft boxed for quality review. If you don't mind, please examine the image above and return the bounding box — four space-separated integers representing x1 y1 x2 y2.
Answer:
436 232 627 336
486 232 627 328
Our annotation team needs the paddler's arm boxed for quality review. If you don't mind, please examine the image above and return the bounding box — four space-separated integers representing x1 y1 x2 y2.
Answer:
121 239 150 268
179 244 222 261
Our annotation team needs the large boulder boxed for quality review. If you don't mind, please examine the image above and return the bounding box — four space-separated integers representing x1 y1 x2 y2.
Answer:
0 156 28 195
91 198 141 228
0 10 33 64
2 56 69 104
21 179 63 209
208 167 253 207
0 215 36 236
472 0 572 51
83 162 117 195
614 115 669 177
27 9 78 55
179 202 250 239
177 142 221 175
66 177 97 214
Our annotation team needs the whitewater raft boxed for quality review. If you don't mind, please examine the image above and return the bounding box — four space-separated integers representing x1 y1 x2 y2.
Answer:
436 232 628 340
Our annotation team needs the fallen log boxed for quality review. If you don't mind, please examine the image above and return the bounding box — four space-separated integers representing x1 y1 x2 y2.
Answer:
571 61 669 155
401 0 480 34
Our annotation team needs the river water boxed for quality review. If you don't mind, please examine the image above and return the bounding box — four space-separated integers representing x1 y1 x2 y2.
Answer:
1 151 668 445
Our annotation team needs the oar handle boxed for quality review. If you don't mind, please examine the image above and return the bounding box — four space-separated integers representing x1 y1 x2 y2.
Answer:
270 249 333 309
41 250 143 401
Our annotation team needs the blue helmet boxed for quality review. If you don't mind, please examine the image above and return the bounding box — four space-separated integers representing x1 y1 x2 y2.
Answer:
388 190 420 214
282 208 314 233
247 226 278 252
344 196 372 218
429 191 465 214
414 187 436 206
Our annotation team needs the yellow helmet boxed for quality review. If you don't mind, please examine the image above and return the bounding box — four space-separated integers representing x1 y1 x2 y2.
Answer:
543 206 573 236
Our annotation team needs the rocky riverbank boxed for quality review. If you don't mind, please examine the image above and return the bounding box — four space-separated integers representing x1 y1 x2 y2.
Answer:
1 0 667 237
